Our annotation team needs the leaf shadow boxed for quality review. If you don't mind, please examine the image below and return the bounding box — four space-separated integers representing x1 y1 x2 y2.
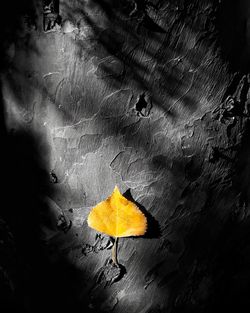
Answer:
123 189 161 239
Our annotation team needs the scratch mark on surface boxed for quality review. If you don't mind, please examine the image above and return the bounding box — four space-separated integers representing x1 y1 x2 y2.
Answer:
43 72 61 79
167 71 196 113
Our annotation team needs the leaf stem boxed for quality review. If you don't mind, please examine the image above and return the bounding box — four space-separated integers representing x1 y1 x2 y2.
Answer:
111 237 118 265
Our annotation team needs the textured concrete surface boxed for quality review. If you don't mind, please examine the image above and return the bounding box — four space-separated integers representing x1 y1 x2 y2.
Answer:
1 1 250 312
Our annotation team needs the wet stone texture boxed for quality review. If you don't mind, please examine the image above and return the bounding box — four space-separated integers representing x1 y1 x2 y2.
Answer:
2 0 250 312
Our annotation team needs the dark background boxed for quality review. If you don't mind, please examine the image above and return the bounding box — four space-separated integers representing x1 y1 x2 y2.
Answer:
1 1 250 312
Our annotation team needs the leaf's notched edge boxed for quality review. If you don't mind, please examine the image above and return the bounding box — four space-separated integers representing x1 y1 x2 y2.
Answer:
87 186 148 238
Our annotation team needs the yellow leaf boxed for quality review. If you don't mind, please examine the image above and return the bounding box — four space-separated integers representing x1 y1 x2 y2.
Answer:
87 186 147 238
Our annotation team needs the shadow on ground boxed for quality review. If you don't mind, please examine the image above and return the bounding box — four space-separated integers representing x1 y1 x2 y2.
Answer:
2 1 250 313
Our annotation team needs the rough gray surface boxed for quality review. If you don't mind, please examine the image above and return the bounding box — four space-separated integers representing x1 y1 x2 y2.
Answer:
1 0 250 312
